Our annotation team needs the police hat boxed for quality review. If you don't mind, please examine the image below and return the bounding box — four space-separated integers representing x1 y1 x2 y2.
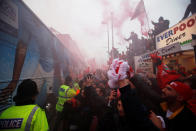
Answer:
13 79 39 102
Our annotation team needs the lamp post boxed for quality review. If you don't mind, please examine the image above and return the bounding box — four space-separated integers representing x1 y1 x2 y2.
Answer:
111 12 114 49
107 22 110 55
111 12 114 59
102 21 110 56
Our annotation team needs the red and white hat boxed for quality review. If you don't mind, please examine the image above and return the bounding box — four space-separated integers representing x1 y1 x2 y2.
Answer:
169 81 193 101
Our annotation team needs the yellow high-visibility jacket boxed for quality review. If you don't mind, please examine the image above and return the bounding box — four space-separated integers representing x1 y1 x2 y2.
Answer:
0 105 49 131
56 85 76 112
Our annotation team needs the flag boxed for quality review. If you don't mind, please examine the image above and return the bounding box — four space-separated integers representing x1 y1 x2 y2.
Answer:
131 0 149 37
131 0 145 20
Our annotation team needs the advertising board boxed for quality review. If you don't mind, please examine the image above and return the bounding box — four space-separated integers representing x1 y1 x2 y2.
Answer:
156 14 196 50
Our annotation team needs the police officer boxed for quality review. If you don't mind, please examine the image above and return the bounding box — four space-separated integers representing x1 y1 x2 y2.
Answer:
0 79 49 131
56 76 77 112
53 75 77 131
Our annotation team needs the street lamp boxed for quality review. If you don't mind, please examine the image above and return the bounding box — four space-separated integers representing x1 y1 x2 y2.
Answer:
102 21 110 55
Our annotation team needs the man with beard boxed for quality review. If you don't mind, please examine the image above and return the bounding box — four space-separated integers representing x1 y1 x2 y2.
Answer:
160 81 196 131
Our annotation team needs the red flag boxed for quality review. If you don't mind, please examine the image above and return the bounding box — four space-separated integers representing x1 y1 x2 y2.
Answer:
131 0 145 20
150 53 182 89
131 0 149 36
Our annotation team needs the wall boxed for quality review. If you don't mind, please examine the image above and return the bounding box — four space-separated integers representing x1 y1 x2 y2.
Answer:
0 0 74 111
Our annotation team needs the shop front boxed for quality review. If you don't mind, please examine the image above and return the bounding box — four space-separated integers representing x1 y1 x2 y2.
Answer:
156 14 196 73
135 41 195 74
135 42 182 74
162 50 195 73
135 14 196 74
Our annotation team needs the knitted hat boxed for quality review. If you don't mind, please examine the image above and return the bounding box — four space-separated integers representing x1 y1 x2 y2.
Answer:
169 81 193 101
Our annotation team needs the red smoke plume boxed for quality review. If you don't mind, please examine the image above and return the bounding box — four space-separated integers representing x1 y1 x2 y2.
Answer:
100 0 137 44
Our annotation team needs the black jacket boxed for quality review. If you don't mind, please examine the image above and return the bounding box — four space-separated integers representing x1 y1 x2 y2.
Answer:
163 106 196 131
119 84 159 131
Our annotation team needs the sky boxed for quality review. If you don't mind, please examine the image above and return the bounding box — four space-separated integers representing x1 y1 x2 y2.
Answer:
23 0 190 66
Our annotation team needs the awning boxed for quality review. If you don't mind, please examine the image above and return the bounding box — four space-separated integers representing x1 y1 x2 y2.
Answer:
139 42 182 61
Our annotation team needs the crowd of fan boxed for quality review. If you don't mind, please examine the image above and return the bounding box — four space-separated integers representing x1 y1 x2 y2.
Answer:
48 56 196 131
